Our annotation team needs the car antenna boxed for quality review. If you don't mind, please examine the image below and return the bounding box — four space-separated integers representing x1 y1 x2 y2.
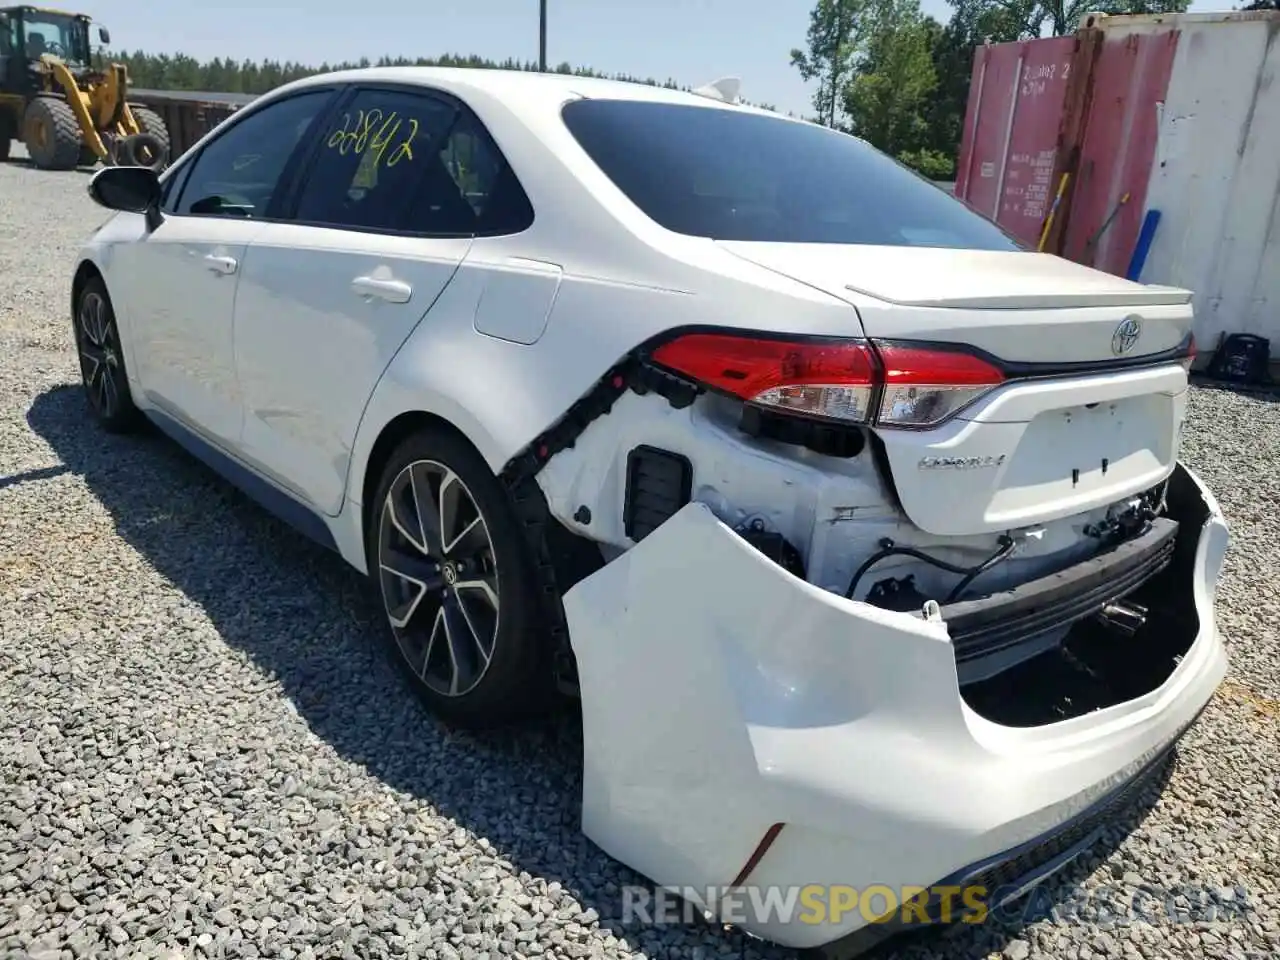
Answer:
692 77 742 104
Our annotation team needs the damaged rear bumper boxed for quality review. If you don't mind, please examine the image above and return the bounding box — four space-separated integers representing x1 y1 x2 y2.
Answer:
942 515 1178 666
561 461 1228 952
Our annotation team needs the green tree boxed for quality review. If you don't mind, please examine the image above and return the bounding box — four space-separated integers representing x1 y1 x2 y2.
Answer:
979 0 1191 38
843 0 937 160
789 0 868 127
115 49 775 111
918 0 1024 177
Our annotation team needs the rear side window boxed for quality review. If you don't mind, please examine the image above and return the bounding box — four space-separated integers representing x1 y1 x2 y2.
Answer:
292 89 461 233
290 89 534 237
431 108 535 236
560 99 1022 251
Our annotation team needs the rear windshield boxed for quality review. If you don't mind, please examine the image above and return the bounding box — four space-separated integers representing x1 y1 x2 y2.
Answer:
560 98 1022 251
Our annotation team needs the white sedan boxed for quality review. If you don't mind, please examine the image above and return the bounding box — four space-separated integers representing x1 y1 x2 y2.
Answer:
71 67 1228 954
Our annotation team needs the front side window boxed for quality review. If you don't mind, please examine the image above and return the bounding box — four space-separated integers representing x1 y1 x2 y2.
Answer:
174 90 335 219
561 99 1023 251
158 158 194 214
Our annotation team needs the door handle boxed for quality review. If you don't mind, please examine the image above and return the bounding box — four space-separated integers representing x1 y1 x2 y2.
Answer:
204 254 238 276
351 275 412 304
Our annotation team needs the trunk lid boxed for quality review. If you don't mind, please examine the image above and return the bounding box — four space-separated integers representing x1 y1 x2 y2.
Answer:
717 241 1192 310
717 241 1192 365
717 241 1193 537
871 364 1189 537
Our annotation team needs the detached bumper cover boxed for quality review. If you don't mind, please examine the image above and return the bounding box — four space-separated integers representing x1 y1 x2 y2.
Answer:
561 462 1228 951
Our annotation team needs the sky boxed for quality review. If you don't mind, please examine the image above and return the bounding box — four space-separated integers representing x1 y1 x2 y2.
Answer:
69 0 1222 119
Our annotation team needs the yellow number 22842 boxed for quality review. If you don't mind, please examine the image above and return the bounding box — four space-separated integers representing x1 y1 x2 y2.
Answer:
326 109 420 170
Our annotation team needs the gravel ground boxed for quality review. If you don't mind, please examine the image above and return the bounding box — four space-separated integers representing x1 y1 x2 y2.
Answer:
2 147 1279 960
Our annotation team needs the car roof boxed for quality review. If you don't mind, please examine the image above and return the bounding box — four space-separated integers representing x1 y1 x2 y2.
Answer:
273 65 791 122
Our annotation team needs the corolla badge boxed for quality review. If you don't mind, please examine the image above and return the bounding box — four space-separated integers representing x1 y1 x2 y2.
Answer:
1111 316 1143 356
918 455 1007 470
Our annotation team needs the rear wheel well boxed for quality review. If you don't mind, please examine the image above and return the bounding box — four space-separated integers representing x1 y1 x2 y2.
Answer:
360 411 482 541
71 260 104 320
360 409 605 697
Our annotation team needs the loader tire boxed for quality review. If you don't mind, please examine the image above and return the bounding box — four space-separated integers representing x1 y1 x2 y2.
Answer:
128 105 171 167
78 146 99 167
23 96 82 171
118 133 166 170
0 138 10 162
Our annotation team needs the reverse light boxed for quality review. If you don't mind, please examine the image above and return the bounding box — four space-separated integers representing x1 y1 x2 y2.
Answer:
875 342 1005 428
649 332 1006 430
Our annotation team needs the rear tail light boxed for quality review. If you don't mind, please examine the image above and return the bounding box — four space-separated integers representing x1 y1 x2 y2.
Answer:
649 332 1005 430
648 333 879 423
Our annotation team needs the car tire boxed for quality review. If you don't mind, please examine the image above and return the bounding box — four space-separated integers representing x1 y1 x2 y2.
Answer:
73 275 142 433
366 426 554 728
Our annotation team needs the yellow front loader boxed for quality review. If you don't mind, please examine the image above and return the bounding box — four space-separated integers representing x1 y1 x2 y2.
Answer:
0 6 170 170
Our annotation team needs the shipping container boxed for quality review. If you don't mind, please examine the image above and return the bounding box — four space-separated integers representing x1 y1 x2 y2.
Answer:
955 11 1280 370
129 89 253 162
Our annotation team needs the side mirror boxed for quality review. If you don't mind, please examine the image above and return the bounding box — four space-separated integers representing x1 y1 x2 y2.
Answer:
88 165 160 214
98 26 111 44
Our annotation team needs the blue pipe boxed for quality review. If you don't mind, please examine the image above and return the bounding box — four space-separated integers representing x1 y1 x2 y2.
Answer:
1126 209 1161 281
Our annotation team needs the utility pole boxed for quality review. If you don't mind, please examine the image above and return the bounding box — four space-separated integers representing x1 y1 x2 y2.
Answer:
828 0 843 128
539 0 547 71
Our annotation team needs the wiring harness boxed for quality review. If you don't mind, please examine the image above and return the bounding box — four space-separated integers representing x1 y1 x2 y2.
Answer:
844 534 1017 606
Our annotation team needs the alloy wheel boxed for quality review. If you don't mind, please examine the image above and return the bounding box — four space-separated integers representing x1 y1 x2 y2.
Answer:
377 459 501 698
76 290 122 419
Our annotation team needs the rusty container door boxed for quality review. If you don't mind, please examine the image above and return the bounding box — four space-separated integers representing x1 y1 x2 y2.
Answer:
129 91 247 162
1058 25 1179 275
954 35 1077 248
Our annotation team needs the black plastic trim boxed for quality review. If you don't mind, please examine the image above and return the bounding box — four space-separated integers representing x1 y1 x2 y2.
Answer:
623 446 693 541
941 517 1179 665
873 330 1196 382
499 365 634 489
499 364 635 694
639 323 873 352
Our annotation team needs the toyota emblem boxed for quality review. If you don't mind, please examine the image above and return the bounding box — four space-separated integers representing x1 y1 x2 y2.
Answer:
1112 316 1142 356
